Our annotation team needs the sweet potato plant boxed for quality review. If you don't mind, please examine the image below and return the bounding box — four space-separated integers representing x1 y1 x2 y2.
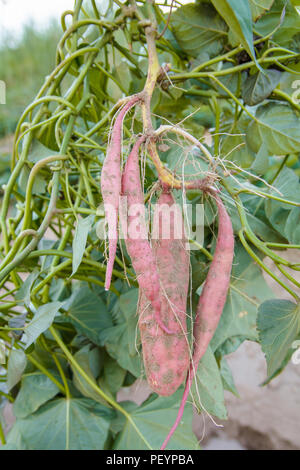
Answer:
1 0 300 450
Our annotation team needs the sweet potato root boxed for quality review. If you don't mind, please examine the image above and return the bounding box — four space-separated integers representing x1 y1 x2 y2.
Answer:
121 136 177 334
138 190 190 396
161 194 234 448
101 96 140 291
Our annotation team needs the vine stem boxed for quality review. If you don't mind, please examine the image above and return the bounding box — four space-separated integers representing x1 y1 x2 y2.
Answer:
142 25 160 131
239 229 299 301
0 230 38 272
27 355 66 394
171 54 300 81
0 116 75 283
0 390 14 403
237 188 300 208
49 326 153 450
13 96 76 147
222 180 295 268
22 155 68 231
140 25 215 190
190 238 259 307
157 0 175 39
53 354 71 400
155 125 213 164
0 420 6 446
0 172 60 284
40 335 71 400
2 50 96 264
273 88 300 112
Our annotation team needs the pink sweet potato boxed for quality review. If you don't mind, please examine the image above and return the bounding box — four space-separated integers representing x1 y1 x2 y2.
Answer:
191 195 234 365
101 95 140 291
138 190 190 396
161 193 234 448
121 137 173 334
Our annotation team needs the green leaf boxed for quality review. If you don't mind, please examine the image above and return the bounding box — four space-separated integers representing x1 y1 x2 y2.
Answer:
265 167 300 237
36 119 59 151
255 0 300 47
219 357 239 396
114 62 132 94
15 270 39 307
3 421 27 450
113 391 199 450
170 3 227 58
101 352 127 395
100 289 141 377
213 67 246 95
7 398 114 450
49 277 70 302
257 299 300 377
18 165 47 195
0 443 23 450
267 166 300 207
250 0 274 20
250 141 270 174
210 242 275 351
71 346 109 407
284 206 300 244
7 349 27 392
247 102 300 155
261 347 295 385
226 193 284 243
13 373 60 418
242 69 281 105
220 114 255 168
28 140 60 163
27 341 69 376
278 69 300 99
23 302 63 349
215 335 248 356
191 346 227 419
211 0 259 67
38 239 61 271
64 283 113 345
72 215 94 276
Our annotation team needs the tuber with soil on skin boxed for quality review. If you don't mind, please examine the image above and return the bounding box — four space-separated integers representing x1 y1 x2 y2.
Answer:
121 135 173 334
161 193 234 449
137 190 190 396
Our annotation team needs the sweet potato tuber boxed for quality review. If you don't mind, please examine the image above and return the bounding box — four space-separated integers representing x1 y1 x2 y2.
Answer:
161 193 234 448
121 136 174 334
101 96 140 291
138 190 190 396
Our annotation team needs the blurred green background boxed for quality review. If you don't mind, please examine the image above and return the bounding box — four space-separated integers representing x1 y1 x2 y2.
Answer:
0 22 60 137
0 21 61 185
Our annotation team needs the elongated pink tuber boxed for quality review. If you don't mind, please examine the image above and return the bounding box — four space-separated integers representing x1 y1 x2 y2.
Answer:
101 95 140 291
138 190 190 395
121 137 173 334
161 194 234 449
